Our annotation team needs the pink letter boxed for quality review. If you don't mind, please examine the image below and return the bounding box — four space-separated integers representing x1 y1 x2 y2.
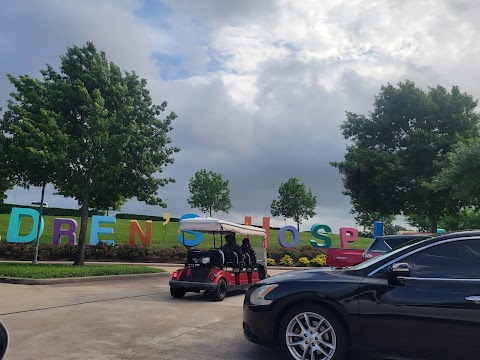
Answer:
339 227 358 249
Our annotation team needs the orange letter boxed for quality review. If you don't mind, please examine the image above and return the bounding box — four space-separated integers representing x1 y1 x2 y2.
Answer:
129 220 152 246
262 217 270 249
244 216 252 240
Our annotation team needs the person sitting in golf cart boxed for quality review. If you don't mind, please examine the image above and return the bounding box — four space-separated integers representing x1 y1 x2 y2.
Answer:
241 238 257 264
220 234 243 264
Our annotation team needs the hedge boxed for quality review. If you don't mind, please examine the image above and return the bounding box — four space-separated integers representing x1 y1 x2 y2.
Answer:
0 241 326 265
0 203 102 217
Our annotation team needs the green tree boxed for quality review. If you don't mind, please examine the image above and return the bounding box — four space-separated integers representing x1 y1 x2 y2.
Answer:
352 208 399 235
270 177 317 230
187 169 232 217
11 42 179 265
332 80 479 233
0 127 15 204
1 75 67 263
430 138 480 207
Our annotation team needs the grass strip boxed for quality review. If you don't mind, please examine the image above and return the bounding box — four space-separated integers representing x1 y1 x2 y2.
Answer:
0 262 164 279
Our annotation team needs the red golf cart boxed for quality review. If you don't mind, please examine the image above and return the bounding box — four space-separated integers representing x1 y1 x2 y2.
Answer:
169 218 268 301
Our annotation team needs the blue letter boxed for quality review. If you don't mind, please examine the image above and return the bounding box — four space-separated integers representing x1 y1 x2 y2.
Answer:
89 215 116 246
177 213 203 247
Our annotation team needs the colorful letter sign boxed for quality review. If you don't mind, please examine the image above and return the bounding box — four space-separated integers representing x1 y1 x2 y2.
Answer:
89 215 116 246
6 207 45 243
177 213 203 247
309 224 332 248
52 218 78 245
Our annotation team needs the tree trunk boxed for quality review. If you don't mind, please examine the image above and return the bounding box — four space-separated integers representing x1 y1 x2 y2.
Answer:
430 217 438 234
296 221 300 231
32 183 46 265
74 192 90 266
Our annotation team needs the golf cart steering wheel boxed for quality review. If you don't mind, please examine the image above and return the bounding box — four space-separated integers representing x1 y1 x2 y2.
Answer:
0 320 8 360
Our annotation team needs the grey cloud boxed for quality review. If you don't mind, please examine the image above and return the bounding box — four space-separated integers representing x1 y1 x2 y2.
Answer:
162 0 278 25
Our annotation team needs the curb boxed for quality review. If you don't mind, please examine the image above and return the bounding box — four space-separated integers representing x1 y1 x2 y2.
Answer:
0 271 170 285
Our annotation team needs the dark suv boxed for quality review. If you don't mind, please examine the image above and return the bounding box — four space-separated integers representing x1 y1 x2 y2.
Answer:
362 234 432 260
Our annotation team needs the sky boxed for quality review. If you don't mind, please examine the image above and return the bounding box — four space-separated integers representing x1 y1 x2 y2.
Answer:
2 0 480 232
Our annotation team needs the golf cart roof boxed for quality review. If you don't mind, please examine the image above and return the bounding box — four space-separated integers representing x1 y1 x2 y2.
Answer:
179 217 266 238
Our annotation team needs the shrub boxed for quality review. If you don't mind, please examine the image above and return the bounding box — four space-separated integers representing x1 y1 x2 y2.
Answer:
297 257 310 267
279 254 293 266
310 254 327 267
266 258 276 266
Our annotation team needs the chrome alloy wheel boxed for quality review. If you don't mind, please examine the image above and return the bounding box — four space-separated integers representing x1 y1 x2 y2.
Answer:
285 312 337 360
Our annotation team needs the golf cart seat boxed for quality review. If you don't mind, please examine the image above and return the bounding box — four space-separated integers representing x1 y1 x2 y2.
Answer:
243 253 252 270
224 250 246 272
207 249 225 268
186 249 204 266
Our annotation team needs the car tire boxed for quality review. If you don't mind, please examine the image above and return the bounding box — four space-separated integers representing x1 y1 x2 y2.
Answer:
211 279 227 301
170 287 186 299
279 304 348 360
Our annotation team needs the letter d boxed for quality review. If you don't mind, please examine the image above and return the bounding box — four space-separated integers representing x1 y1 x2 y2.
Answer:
6 207 45 243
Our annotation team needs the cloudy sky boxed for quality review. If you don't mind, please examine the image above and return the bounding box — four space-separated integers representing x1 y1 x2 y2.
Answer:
2 0 480 232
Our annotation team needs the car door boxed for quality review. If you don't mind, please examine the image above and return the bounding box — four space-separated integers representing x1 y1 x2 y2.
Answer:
356 237 480 359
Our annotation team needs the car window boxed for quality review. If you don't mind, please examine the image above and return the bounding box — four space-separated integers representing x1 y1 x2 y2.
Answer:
385 237 414 249
404 239 480 279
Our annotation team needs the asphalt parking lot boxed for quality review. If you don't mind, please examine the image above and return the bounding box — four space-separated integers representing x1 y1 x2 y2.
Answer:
0 266 292 360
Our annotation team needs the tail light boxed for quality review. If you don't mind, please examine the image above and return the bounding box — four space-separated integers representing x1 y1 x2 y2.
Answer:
172 271 178 279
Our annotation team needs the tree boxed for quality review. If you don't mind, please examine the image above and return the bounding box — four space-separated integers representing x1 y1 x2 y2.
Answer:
430 138 480 207
0 127 15 204
7 42 179 265
1 75 67 263
270 177 317 230
352 208 397 235
187 169 232 217
332 80 480 233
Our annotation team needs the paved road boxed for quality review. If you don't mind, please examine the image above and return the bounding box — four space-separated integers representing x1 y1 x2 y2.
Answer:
0 267 294 360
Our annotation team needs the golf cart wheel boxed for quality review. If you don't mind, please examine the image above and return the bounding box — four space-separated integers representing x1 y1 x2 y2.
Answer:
211 279 227 301
170 287 186 299
279 303 347 360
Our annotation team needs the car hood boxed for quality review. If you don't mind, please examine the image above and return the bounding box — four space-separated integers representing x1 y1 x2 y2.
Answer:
262 267 362 285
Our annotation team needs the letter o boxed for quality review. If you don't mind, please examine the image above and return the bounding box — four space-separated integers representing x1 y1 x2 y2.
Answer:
278 226 300 248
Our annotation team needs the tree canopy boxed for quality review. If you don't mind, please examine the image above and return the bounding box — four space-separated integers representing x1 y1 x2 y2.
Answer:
0 129 15 204
430 138 480 207
187 169 232 217
332 80 480 233
270 177 316 230
2 42 180 265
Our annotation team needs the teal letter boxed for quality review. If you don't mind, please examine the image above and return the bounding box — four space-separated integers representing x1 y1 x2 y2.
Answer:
309 224 332 248
6 207 45 243
89 215 116 246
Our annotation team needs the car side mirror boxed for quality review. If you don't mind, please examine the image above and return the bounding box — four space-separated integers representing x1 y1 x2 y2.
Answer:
388 263 410 284
0 321 8 360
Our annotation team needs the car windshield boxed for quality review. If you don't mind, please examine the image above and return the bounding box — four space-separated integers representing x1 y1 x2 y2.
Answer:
351 236 432 270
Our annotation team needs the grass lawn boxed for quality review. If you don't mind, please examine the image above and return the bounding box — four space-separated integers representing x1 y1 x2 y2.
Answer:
0 214 374 250
0 262 164 279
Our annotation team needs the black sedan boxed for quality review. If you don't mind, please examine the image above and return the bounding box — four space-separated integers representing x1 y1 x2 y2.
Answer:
243 231 480 360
